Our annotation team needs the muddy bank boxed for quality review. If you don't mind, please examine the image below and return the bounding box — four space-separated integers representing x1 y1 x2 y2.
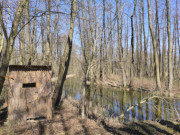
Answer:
88 75 180 97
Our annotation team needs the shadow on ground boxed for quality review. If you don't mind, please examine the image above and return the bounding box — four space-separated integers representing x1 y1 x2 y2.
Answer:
0 107 7 126
0 99 179 135
100 119 180 135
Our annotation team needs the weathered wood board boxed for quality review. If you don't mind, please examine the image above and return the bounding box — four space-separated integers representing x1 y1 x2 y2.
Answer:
8 65 52 124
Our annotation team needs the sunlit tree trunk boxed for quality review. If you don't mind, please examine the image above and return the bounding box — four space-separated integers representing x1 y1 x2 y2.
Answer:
173 17 177 76
100 0 106 80
176 0 180 76
41 16 45 62
175 0 179 77
44 0 51 65
166 0 173 91
147 0 161 90
19 14 25 65
0 0 11 65
130 0 137 87
26 0 31 65
155 0 161 78
52 0 77 107
31 0 37 64
139 1 142 78
116 0 126 87
162 16 167 80
103 0 106 62
0 0 27 94
78 0 88 119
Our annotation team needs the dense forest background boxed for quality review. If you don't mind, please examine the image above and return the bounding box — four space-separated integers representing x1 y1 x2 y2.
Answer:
0 0 180 105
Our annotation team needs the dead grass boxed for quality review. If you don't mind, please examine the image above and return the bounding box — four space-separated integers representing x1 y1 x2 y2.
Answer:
0 99 111 135
95 75 180 97
0 98 179 135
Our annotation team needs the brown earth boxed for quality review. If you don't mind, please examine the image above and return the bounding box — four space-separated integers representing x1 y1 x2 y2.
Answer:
0 99 111 135
0 98 180 135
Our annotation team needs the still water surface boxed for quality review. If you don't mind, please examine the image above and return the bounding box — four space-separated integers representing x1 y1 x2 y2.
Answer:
64 79 180 122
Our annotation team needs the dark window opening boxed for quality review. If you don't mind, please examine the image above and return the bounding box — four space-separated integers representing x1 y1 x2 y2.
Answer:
27 116 46 121
23 83 36 88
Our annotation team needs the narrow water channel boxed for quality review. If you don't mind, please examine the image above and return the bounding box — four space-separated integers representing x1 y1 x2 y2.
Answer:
64 79 180 122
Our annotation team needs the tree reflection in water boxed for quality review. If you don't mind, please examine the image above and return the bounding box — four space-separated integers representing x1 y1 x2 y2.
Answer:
64 79 180 122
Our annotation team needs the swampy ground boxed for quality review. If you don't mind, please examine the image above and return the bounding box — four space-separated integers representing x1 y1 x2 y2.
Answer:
0 98 179 135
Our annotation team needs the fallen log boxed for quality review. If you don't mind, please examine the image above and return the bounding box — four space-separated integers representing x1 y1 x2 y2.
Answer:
51 74 76 82
119 96 160 118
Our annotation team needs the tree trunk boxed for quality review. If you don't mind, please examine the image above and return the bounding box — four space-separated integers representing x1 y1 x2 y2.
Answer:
130 0 137 87
139 2 142 78
173 17 177 76
0 0 27 94
81 77 86 119
166 0 173 91
176 0 180 75
162 16 167 80
26 0 31 65
41 16 45 62
44 0 51 65
19 15 25 65
155 0 161 78
142 0 148 77
116 0 126 87
31 0 37 64
147 0 161 90
0 0 11 65
52 0 77 107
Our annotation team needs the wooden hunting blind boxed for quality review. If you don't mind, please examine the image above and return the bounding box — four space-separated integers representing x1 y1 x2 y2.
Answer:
8 65 52 123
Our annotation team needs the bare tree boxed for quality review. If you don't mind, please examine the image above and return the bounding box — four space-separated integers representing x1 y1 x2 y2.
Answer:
44 0 51 65
52 0 77 107
0 0 27 94
147 0 161 90
116 0 126 87
26 0 31 64
166 0 173 91
130 0 137 87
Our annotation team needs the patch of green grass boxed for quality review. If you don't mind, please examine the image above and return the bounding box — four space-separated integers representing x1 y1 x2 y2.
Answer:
0 127 5 135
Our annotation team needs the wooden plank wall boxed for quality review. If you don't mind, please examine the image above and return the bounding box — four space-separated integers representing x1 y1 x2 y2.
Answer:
8 70 52 123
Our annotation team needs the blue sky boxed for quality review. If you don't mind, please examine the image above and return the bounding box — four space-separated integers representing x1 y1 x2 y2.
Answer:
1 0 179 56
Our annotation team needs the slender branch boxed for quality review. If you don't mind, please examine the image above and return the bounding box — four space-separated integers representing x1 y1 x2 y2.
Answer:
0 3 8 40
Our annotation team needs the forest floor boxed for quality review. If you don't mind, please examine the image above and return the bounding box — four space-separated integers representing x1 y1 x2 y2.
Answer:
0 98 180 135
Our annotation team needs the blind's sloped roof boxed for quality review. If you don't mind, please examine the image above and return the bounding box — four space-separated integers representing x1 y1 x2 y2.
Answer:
9 65 51 71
